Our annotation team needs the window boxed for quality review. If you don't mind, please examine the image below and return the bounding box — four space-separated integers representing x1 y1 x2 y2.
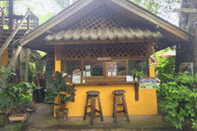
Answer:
83 61 103 77
62 61 82 76
117 60 126 76
128 60 148 76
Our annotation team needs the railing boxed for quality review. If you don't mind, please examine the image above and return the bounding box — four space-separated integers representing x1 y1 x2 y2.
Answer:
0 10 39 31
0 8 39 57
0 7 5 29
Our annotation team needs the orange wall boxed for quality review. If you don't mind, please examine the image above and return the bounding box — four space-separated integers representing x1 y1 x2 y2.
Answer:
149 58 155 77
53 47 61 81
54 85 158 117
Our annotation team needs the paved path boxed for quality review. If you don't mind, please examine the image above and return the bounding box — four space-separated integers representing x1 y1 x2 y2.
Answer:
27 102 191 131
28 102 54 130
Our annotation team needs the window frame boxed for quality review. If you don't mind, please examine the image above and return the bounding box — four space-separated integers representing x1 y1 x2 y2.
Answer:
61 58 149 83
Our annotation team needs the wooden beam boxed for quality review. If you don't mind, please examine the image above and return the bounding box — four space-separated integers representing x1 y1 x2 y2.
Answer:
19 0 94 47
111 0 188 41
173 8 197 13
135 83 139 101
0 9 30 57
7 46 22 70
47 39 158 45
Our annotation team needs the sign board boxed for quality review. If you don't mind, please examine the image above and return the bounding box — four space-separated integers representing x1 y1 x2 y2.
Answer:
85 65 91 77
72 70 81 84
126 75 134 82
106 62 117 77
139 78 157 89
97 57 111 61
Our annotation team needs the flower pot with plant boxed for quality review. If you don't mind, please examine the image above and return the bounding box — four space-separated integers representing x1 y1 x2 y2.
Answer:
45 71 76 122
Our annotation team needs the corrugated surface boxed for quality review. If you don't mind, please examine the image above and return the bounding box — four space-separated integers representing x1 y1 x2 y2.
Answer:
45 27 163 42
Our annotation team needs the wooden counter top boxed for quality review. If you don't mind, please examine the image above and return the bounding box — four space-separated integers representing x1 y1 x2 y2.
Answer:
73 81 139 86
72 82 139 101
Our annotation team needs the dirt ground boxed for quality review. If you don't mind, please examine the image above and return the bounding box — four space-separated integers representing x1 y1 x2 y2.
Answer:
26 101 193 131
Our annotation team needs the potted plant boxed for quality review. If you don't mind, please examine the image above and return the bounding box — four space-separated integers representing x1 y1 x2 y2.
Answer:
132 71 144 81
0 97 15 114
0 82 36 122
45 71 76 121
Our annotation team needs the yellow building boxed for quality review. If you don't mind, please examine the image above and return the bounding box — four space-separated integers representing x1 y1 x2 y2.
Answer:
18 0 190 118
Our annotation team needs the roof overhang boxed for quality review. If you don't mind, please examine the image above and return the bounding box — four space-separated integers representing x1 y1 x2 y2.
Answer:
19 0 192 53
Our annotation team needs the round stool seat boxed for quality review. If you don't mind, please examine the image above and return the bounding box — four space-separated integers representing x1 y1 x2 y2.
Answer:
86 91 100 95
113 90 126 95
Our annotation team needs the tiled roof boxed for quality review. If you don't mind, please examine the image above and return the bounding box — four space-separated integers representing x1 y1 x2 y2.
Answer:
45 27 163 42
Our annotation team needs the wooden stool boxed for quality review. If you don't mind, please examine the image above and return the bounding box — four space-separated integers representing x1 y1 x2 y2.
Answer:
113 90 130 123
83 91 104 125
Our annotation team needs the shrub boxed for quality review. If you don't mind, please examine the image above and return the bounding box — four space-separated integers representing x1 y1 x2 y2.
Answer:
0 82 37 113
155 57 175 84
156 71 197 130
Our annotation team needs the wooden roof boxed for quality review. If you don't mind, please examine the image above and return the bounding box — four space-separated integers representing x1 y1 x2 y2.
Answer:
18 0 192 53
45 27 163 42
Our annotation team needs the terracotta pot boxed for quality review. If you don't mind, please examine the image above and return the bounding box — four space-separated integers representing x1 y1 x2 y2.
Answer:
56 108 68 122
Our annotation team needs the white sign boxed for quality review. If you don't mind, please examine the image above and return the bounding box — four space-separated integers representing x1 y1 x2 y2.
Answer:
126 75 134 82
108 71 111 76
97 57 111 61
72 71 81 84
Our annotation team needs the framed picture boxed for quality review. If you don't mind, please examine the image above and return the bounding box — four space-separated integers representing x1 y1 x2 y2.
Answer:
106 62 117 77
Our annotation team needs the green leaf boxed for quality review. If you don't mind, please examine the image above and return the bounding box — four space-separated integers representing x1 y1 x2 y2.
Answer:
65 95 75 102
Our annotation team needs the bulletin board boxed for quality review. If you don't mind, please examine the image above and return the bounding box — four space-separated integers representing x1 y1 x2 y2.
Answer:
106 62 117 77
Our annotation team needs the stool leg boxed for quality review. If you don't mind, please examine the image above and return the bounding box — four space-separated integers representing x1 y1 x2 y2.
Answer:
122 97 126 114
114 96 118 123
122 95 130 122
113 95 115 118
90 97 94 125
93 98 95 117
83 95 89 120
97 97 103 122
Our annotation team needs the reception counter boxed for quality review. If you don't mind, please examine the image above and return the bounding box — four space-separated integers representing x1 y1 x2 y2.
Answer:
54 82 158 117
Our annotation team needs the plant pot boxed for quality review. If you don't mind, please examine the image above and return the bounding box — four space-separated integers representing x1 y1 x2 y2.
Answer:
56 108 68 122
9 113 27 123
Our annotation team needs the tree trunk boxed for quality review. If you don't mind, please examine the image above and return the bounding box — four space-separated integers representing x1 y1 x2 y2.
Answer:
176 0 197 75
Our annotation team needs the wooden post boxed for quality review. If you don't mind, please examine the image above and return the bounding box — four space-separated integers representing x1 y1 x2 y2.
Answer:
1 8 5 29
126 60 128 75
27 15 30 31
20 48 25 82
25 48 29 82
8 0 14 30
7 46 22 70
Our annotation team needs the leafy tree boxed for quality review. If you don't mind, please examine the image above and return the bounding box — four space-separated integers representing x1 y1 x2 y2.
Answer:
36 12 54 25
53 0 78 9
1 0 24 16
